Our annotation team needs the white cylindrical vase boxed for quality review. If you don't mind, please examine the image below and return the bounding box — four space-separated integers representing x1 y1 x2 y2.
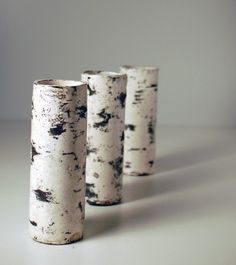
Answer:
29 79 87 244
120 65 159 176
81 71 127 206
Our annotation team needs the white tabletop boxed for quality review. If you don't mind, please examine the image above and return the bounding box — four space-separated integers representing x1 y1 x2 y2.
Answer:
0 120 235 265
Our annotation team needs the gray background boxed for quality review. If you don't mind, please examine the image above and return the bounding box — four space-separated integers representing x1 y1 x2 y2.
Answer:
0 0 236 126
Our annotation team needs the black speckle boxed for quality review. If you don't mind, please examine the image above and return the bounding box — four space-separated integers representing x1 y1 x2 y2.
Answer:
93 108 111 129
76 105 87 119
33 189 54 203
125 124 136 131
62 152 78 160
125 161 131 168
148 160 154 167
78 202 83 212
108 156 123 178
73 188 81 193
74 164 80 171
147 84 157 88
87 84 96 96
30 220 37 226
72 86 77 94
148 121 155 144
50 123 66 137
139 173 149 176
86 183 98 199
61 102 69 108
121 144 124 155
87 147 97 155
116 92 126 108
52 85 64 89
120 131 124 141
65 109 71 118
31 101 34 119
93 172 99 178
65 231 71 234
49 222 55 226
125 164 131 168
31 142 40 163
129 148 140 151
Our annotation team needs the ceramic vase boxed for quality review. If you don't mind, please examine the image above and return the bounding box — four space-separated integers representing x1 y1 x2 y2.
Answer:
81 71 127 206
120 65 159 176
29 79 87 244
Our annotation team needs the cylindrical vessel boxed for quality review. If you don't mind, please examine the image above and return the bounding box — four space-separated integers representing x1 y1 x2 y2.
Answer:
81 71 127 206
29 79 87 244
120 65 159 176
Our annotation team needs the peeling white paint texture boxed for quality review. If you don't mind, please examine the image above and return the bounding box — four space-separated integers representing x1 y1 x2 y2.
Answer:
120 66 159 176
81 71 127 206
29 79 87 244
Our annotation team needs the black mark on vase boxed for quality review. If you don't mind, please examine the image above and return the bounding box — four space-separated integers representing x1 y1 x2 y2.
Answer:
65 109 71 118
73 188 81 193
148 121 155 144
76 105 87 119
148 160 154 167
93 108 111 129
125 124 136 131
62 152 78 161
116 92 126 108
87 147 97 155
50 123 66 138
33 189 55 203
30 220 37 226
147 84 157 88
78 202 83 212
139 173 149 176
108 156 123 178
129 148 140 151
31 142 40 163
120 131 124 141
86 183 98 199
87 85 96 96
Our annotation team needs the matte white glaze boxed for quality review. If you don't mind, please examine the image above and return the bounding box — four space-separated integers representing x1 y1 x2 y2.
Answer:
29 79 87 244
120 66 159 176
81 71 127 205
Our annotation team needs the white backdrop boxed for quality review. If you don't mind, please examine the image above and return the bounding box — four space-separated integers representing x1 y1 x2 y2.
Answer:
0 0 236 127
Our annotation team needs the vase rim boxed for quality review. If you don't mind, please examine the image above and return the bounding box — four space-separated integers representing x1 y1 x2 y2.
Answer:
82 70 126 78
120 65 159 71
34 79 85 88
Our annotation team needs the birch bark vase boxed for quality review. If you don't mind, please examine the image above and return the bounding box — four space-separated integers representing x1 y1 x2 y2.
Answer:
29 79 87 244
81 71 127 206
120 66 159 176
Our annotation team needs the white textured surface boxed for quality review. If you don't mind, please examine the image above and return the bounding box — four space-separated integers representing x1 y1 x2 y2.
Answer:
81 72 127 205
30 81 87 244
0 120 236 265
120 66 158 175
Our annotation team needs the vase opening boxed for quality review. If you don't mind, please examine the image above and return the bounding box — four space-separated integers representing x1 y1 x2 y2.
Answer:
121 65 158 71
34 79 84 87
